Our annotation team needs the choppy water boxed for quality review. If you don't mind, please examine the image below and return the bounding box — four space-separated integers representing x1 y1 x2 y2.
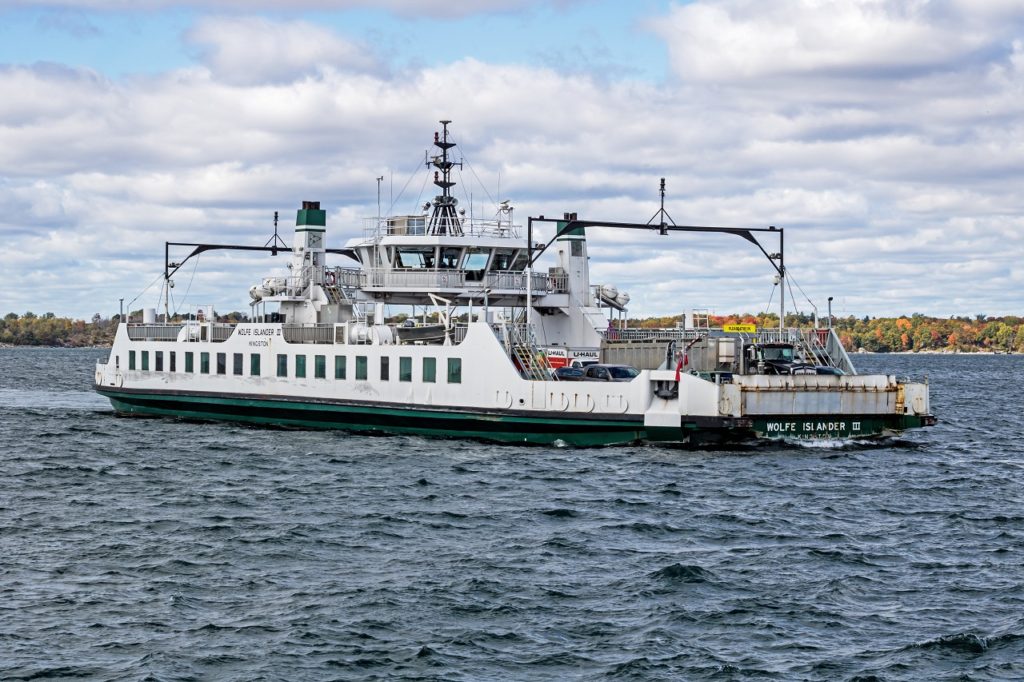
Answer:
1 348 1022 680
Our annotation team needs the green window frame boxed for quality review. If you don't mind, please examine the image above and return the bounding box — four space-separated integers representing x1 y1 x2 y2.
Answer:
200 352 210 374
315 354 326 379
185 352 193 373
380 356 390 381
277 354 287 377
399 356 412 382
141 351 149 371
250 354 261 376
216 352 226 375
233 353 243 375
155 351 163 372
422 357 436 383
295 355 306 379
356 356 368 380
334 355 346 379
128 350 136 370
447 357 462 384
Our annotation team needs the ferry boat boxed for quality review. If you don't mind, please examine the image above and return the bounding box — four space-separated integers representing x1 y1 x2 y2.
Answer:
94 122 936 446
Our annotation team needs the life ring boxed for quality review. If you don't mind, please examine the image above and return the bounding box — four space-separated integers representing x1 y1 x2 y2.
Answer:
325 271 336 285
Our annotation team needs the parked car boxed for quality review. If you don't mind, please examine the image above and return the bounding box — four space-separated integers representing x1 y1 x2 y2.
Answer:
581 364 640 382
552 366 586 381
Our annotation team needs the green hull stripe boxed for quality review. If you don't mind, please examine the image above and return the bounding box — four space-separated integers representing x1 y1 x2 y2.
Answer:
95 386 930 446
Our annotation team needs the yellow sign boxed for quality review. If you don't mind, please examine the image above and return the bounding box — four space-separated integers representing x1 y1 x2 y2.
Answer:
723 323 757 333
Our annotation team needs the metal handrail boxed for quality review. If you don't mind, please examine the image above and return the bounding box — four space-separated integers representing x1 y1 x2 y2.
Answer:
126 324 183 341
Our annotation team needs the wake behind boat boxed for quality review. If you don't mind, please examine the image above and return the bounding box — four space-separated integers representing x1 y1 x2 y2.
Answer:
94 121 935 445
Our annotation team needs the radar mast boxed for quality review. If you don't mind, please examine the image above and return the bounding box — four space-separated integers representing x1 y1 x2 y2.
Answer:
426 120 464 236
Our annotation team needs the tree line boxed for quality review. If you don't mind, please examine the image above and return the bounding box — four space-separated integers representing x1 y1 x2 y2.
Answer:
3 310 1023 353
632 312 1024 353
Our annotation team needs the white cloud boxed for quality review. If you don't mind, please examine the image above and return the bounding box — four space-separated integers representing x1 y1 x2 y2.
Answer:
2 2 1024 319
185 16 382 85
652 0 1008 83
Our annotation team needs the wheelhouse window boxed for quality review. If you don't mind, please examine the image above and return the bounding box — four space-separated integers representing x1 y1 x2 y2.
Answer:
394 247 435 269
464 248 488 281
439 247 462 269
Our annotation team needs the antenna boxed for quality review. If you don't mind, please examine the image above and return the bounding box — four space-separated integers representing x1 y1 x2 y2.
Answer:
425 119 464 236
647 177 676 236
264 210 289 256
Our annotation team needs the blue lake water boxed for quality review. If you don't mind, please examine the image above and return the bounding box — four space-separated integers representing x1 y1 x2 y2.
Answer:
1 348 1022 680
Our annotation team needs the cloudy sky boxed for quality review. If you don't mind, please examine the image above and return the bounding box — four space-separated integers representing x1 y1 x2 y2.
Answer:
2 0 1022 320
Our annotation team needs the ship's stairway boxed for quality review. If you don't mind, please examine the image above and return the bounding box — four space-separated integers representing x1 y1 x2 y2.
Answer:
802 332 831 366
503 324 552 381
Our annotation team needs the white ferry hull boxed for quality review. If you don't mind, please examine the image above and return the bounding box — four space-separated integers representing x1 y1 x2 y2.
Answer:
94 322 934 446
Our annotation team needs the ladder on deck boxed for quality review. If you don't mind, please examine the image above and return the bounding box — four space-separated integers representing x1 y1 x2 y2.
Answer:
504 323 552 381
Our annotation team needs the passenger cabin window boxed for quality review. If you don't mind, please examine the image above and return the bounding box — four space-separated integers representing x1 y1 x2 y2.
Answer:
422 357 436 383
277 354 287 377
200 352 210 374
169 351 176 372
128 351 136 370
356 356 368 380
155 351 163 372
315 355 326 379
447 358 462 384
250 354 261 376
185 352 194 373
233 353 243 376
141 351 149 371
295 355 306 379
380 356 389 381
216 352 226 375
335 355 346 379
399 357 412 382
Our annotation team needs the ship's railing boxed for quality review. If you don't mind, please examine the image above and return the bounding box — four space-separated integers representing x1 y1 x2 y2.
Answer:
600 326 856 374
126 322 237 342
361 216 521 239
331 267 364 288
338 268 564 294
126 324 183 341
281 324 336 344
600 328 703 342
210 324 236 342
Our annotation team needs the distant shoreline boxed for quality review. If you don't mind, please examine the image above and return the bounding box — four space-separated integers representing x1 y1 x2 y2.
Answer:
1 343 1018 356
